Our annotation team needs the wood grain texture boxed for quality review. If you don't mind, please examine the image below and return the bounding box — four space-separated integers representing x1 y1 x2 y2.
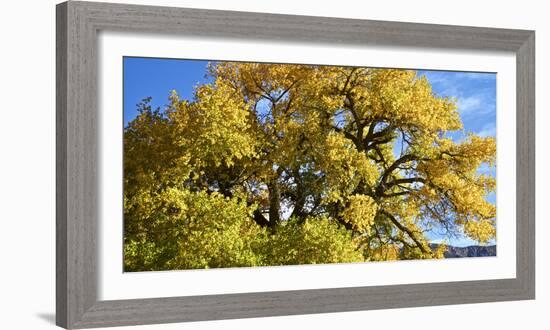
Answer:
56 3 68 328
56 1 535 328
57 2 98 328
515 32 536 297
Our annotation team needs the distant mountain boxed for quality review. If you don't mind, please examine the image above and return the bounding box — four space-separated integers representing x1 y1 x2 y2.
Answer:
430 244 496 258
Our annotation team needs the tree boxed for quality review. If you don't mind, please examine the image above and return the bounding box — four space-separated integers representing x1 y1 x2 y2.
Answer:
123 62 496 271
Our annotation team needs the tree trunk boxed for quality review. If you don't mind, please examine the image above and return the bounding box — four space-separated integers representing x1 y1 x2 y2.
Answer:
268 180 281 228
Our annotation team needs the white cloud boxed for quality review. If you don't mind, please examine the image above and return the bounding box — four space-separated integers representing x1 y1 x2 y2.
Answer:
457 96 482 114
477 123 496 137
456 94 496 117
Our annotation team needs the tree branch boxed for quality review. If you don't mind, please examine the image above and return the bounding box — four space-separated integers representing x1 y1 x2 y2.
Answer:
380 154 419 184
379 209 430 254
385 177 426 190
252 209 270 227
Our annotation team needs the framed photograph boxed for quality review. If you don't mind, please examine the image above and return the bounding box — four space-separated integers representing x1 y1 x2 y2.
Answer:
56 1 535 328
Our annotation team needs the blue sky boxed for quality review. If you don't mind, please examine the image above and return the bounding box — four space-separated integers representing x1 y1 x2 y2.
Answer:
124 57 497 247
124 57 210 125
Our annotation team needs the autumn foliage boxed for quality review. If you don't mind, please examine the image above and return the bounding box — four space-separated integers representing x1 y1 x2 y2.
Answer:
123 63 496 271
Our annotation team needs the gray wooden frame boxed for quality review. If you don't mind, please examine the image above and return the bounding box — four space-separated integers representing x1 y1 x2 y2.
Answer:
56 1 535 328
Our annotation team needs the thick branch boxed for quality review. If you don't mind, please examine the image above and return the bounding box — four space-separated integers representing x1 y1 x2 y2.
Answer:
374 155 425 198
379 209 430 254
379 191 412 198
267 180 281 227
289 169 306 220
364 135 394 151
332 126 362 150
385 177 426 190
343 93 364 138
252 209 270 227
365 124 394 147
380 154 419 184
